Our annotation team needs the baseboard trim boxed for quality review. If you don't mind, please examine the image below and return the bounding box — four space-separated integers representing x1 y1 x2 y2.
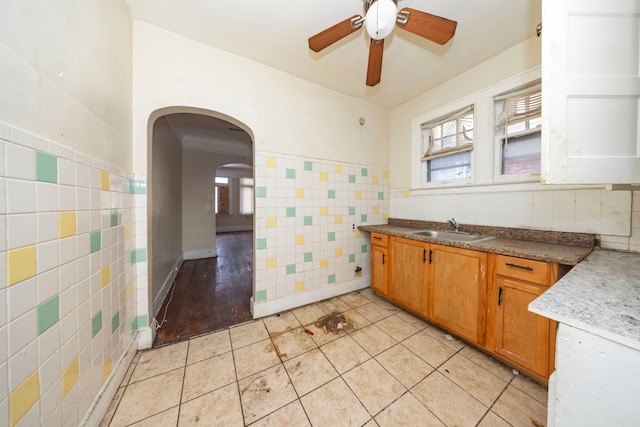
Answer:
183 248 217 260
79 332 139 426
216 225 252 233
151 258 183 319
252 276 371 318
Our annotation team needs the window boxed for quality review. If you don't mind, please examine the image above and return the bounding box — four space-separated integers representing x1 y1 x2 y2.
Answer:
214 176 229 214
421 105 474 183
495 81 541 175
239 177 254 214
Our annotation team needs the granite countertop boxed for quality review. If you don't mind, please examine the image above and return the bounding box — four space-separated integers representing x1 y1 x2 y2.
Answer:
359 222 594 266
530 249 640 350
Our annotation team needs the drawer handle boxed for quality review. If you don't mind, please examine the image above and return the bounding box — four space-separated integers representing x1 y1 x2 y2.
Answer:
505 262 534 271
373 236 383 240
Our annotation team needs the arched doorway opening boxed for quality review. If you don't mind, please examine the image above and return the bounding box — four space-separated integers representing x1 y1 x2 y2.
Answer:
147 108 254 346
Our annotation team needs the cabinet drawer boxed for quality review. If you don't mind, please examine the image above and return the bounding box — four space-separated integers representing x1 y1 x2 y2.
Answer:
495 255 548 285
371 233 388 247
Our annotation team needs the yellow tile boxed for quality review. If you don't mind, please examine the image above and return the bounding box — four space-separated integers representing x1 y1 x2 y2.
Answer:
320 259 328 268
402 191 410 198
266 217 277 228
9 370 39 427
100 170 110 191
335 215 342 224
373 206 379 215
335 248 343 257
335 165 343 174
62 358 79 398
384 170 390 178
7 246 37 286
319 172 328 182
266 257 277 269
266 156 277 167
373 177 379 185
320 207 328 216
383 213 389 221
123 223 130 239
58 211 76 238
295 188 305 198
355 191 362 200
125 282 132 300
355 230 362 238
295 281 305 292
101 266 110 287
102 357 112 385
295 235 305 245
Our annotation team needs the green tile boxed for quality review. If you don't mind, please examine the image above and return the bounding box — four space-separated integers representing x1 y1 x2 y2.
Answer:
110 210 118 227
328 232 335 241
131 248 147 263
304 252 313 262
361 168 368 177
92 311 103 338
255 290 267 302
256 186 267 198
286 207 296 217
349 175 356 184
37 296 59 335
286 168 296 179
328 274 336 284
286 264 296 275
349 254 356 263
131 314 148 332
90 231 101 254
256 238 267 250
35 152 57 183
361 214 368 223
361 244 368 253
349 207 356 215
112 312 120 333
304 216 313 226
304 161 313 171
328 190 335 199
129 180 147 194
378 192 384 200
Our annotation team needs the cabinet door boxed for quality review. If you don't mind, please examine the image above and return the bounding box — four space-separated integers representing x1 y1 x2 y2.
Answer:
371 245 389 295
541 0 640 184
429 245 487 345
493 276 550 377
390 237 428 314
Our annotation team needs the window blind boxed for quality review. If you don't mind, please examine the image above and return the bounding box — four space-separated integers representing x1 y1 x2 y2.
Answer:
495 81 541 136
421 105 474 161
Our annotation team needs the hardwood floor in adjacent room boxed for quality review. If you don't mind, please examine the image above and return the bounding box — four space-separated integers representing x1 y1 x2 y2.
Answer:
153 231 253 347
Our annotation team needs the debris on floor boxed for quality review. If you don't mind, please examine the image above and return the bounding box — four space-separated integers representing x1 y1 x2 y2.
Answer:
314 311 354 334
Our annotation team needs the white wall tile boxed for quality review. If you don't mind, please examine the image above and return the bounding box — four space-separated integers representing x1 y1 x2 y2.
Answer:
58 158 76 186
11 128 48 151
7 278 36 321
58 261 77 293
7 213 36 250
76 188 90 211
0 179 6 214
37 212 59 243
14 399 39 427
6 179 36 213
59 237 77 266
37 240 59 274
5 143 34 180
59 185 76 211
38 323 60 364
8 309 36 357
0 326 6 366
0 361 7 402
40 376 62 426
60 285 77 319
37 268 59 304
36 182 59 212
59 313 78 347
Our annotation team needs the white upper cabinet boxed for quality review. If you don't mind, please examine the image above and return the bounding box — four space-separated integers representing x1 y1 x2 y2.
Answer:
541 0 640 184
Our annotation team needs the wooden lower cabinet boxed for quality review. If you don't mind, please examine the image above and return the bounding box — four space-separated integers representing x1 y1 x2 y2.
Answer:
371 233 389 295
389 237 429 315
429 244 488 345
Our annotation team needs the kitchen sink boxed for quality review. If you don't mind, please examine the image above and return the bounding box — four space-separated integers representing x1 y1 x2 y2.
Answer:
410 230 495 243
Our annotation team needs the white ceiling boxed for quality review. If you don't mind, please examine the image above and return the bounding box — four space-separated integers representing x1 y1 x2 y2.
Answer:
129 0 541 152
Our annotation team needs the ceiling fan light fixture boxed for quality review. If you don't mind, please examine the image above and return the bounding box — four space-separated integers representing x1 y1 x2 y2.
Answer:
364 0 397 40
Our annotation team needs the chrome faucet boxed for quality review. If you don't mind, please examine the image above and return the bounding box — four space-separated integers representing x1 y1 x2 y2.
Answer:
447 218 460 232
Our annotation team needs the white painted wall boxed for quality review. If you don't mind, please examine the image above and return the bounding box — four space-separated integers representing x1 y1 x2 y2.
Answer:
388 36 637 247
0 1 133 170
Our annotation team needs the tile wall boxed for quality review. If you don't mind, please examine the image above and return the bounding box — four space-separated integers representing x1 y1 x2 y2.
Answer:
0 123 148 427
253 152 389 303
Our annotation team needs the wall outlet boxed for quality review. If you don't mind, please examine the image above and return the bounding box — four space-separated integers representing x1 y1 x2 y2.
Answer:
352 224 355 230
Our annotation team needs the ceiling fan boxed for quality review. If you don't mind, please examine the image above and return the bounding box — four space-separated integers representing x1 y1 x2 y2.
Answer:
308 0 457 87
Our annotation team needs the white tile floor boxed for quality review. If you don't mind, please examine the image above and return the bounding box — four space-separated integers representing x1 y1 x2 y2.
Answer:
101 288 549 426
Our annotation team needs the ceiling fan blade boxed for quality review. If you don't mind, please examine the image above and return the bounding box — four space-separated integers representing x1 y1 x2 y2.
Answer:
366 39 384 87
397 8 457 45
309 15 363 52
